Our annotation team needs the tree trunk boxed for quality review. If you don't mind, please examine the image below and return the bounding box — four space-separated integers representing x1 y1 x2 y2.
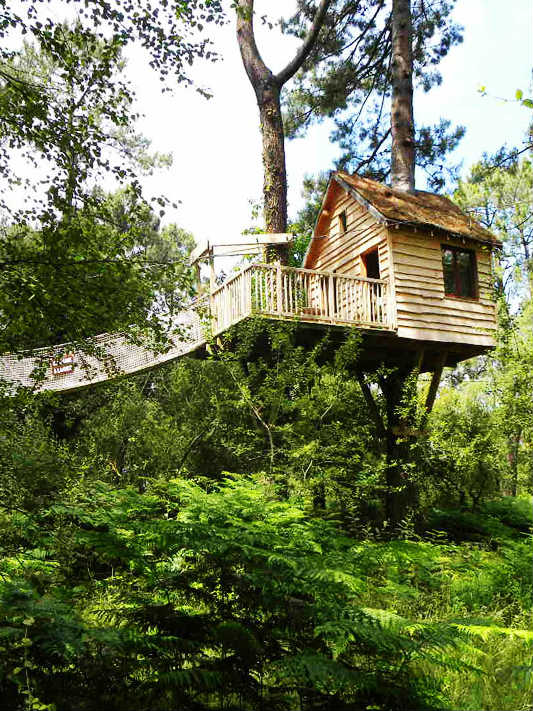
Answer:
236 0 332 262
258 83 288 235
258 81 289 263
390 0 415 192
380 369 414 527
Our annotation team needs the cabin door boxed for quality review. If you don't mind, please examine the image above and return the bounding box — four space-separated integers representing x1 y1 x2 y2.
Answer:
362 248 380 279
361 248 381 323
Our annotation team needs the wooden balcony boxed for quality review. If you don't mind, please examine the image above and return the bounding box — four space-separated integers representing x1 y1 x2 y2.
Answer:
209 263 394 335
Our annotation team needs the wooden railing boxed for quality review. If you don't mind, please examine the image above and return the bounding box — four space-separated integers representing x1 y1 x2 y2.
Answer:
209 263 393 334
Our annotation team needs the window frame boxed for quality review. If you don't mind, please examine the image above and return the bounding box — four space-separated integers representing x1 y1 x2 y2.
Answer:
441 244 479 300
338 210 347 234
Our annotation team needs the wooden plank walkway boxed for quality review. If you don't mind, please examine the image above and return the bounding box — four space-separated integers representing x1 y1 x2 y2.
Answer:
0 263 393 392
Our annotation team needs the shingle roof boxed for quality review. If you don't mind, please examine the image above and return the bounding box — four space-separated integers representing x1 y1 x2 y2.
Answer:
333 171 501 246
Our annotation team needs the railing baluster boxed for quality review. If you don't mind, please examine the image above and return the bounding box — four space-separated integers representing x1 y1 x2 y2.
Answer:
276 263 282 315
206 263 391 331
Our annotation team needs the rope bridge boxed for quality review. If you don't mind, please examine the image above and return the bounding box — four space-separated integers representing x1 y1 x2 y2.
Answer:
0 263 392 393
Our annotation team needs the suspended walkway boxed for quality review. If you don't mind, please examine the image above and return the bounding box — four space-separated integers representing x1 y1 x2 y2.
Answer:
0 263 393 392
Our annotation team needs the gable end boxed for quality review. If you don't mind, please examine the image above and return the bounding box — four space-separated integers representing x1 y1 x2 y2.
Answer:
332 174 387 226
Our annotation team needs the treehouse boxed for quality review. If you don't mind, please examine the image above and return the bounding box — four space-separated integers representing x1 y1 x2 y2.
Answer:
301 171 501 373
0 174 500 393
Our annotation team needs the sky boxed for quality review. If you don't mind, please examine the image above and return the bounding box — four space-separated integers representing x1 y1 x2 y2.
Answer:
38 0 533 251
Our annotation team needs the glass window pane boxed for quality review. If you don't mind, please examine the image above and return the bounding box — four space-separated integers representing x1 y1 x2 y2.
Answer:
441 247 477 297
442 248 455 295
456 251 475 297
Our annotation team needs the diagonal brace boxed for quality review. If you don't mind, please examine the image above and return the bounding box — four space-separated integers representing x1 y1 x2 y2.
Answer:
356 369 386 438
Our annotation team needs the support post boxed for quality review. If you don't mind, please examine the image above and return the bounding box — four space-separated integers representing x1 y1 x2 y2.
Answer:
356 369 386 438
424 351 447 414
379 367 413 529
414 349 425 373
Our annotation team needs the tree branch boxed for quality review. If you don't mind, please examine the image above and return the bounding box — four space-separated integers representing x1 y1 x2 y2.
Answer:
275 0 333 87
236 0 271 98
356 369 386 438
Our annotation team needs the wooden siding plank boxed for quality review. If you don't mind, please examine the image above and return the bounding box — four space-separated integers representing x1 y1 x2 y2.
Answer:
395 296 496 316
397 325 495 346
391 227 496 347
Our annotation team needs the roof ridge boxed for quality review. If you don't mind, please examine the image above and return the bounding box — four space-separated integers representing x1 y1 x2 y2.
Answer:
326 171 501 247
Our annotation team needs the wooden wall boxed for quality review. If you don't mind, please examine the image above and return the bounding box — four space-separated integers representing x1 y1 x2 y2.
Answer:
307 183 388 276
389 228 496 347
306 183 497 349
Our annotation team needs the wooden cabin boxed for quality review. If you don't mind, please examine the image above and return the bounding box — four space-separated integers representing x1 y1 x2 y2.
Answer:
302 171 501 371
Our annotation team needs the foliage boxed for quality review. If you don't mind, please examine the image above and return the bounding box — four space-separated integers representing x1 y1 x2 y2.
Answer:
0 9 531 709
289 173 329 266
0 0 224 205
0 9 218 356
282 0 465 190
0 189 195 352
1 474 531 710
488 302 533 496
428 381 505 509
0 305 531 709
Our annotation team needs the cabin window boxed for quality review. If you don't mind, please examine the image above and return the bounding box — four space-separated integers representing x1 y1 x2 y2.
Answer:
338 210 347 233
362 248 380 279
441 246 477 299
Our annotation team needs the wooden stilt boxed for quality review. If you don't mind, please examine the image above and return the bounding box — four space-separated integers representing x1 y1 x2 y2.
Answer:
414 349 425 373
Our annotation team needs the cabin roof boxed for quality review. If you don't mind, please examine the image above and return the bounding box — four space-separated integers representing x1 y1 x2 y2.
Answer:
314 171 501 247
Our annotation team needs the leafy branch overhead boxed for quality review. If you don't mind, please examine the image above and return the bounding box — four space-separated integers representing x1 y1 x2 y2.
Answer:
0 4 220 356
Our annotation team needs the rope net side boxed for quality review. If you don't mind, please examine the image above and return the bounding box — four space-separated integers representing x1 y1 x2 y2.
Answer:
0 301 209 393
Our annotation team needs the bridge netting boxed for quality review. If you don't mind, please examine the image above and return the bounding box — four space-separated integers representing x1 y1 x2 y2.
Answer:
0 301 207 393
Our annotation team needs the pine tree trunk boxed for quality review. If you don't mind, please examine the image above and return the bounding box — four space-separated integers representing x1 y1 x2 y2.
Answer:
390 0 415 192
380 369 413 527
258 83 289 262
381 372 408 530
258 83 288 235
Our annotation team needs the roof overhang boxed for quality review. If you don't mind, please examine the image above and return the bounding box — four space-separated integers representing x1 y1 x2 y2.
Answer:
332 173 387 225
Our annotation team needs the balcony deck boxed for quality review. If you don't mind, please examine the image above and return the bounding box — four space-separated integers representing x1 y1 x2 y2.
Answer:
0 263 394 392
